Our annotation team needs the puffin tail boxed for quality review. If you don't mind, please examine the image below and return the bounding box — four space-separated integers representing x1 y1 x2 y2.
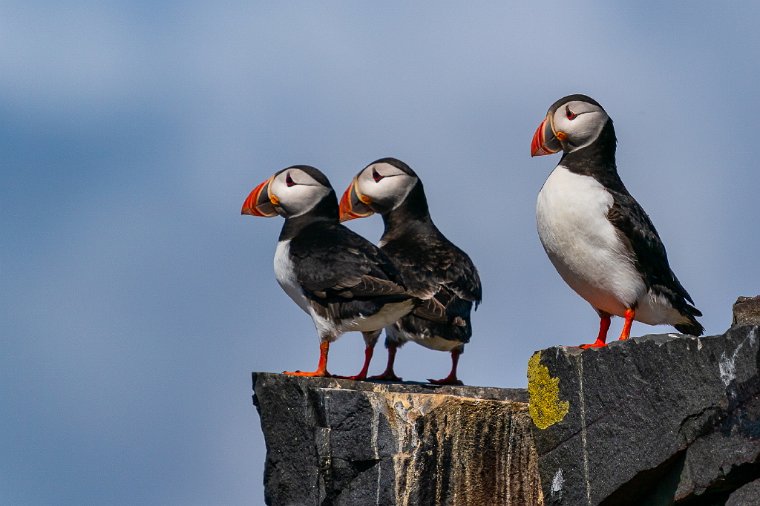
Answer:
674 305 704 336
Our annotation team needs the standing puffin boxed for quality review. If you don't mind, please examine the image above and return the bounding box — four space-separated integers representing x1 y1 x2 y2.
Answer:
339 157 482 385
531 94 703 348
241 165 416 377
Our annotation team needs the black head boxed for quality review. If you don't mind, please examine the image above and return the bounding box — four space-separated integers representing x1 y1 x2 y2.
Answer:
531 94 612 156
242 165 338 219
339 157 424 221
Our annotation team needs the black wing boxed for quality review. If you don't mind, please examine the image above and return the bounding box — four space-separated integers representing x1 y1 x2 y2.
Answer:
607 191 703 328
384 232 481 301
382 229 482 340
288 221 411 313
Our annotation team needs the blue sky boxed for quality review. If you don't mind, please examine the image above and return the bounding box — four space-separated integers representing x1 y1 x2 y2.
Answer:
2 2 759 504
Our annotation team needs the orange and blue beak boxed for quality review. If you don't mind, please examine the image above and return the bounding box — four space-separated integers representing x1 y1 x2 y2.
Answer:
531 115 562 157
241 176 278 217
338 177 374 222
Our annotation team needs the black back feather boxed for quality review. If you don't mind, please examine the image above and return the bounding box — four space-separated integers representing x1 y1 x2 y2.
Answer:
376 172 483 345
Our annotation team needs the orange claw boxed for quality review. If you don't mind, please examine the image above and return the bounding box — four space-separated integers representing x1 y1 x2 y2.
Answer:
428 349 464 386
284 369 332 377
335 345 374 381
580 313 611 349
370 371 402 381
284 341 331 377
369 343 402 382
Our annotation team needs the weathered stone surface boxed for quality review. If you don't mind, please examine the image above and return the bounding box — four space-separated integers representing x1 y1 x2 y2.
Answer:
253 373 541 505
726 477 760 506
733 295 760 326
529 321 760 505
252 297 760 504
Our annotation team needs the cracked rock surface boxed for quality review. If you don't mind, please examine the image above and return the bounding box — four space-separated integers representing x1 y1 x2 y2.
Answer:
252 297 760 505
253 374 540 506
530 296 760 505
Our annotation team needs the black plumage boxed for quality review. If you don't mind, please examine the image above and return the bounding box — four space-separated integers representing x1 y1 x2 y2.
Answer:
378 175 482 345
285 215 411 325
341 157 482 384
242 165 417 377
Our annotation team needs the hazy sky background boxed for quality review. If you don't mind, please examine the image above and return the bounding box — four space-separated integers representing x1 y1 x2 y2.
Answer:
2 2 759 504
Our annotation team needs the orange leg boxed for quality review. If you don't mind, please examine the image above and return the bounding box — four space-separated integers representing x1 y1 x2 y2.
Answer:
580 313 611 349
619 308 635 340
284 341 331 377
369 343 402 381
429 349 464 386
336 345 375 381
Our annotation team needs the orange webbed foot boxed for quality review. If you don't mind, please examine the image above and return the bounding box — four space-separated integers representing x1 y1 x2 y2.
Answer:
334 372 368 381
428 350 463 385
284 341 331 377
368 371 403 382
428 375 464 386
283 369 332 378
334 345 374 381
579 339 608 349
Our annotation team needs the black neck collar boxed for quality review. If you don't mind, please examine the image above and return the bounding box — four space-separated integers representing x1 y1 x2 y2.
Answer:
279 192 339 241
380 181 435 238
559 119 628 193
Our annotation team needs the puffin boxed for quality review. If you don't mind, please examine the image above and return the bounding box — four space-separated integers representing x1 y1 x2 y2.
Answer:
241 165 416 377
339 157 482 385
530 94 703 348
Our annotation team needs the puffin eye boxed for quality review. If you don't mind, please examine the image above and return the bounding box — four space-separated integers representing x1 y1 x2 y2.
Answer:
566 106 578 120
286 173 295 187
372 168 384 183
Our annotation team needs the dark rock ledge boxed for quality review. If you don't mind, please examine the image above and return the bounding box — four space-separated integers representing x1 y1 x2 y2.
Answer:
253 296 760 505
253 375 540 505
532 296 760 505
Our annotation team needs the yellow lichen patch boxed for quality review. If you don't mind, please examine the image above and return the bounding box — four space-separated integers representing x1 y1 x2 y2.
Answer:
527 352 569 429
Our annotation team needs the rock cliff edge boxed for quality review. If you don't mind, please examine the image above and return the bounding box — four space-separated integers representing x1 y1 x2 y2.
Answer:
253 296 760 505
253 374 540 505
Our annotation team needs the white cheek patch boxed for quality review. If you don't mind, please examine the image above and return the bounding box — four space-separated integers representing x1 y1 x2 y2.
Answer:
383 176 416 211
358 165 416 210
570 118 605 151
356 169 379 198
270 174 329 217
286 185 329 217
554 104 608 154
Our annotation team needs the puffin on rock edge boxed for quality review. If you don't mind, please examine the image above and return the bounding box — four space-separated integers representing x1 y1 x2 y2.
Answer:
242 165 417 377
339 157 482 385
531 94 703 348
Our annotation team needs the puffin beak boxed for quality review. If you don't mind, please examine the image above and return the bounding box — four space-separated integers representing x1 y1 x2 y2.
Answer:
241 176 278 217
339 178 374 222
531 115 562 157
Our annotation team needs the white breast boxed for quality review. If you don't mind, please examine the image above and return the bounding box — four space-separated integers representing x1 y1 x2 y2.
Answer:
536 165 646 317
273 240 310 314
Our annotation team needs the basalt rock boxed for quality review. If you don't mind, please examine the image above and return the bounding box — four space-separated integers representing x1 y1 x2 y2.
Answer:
733 296 760 327
252 297 760 505
252 374 541 505
530 296 760 505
